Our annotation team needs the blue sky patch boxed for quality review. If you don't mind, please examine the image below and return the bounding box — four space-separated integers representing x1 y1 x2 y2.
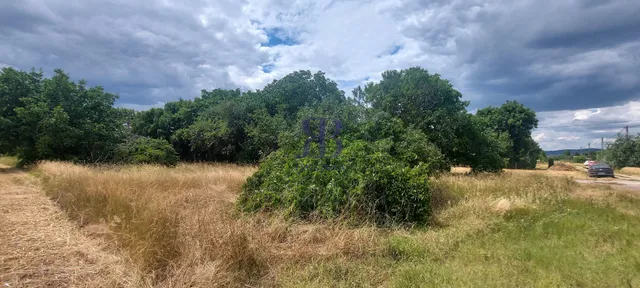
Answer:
263 28 298 47
261 63 275 73
390 45 402 55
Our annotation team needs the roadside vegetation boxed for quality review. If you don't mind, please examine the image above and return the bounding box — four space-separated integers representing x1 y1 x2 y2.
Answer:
4 65 640 287
598 134 640 169
0 155 17 167
37 162 640 287
1 67 540 172
621 167 640 176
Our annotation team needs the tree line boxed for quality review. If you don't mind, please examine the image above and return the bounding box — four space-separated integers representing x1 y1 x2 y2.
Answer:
598 135 640 168
1 67 541 171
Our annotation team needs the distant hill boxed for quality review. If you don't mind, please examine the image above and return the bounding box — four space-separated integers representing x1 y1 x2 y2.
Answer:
544 148 601 156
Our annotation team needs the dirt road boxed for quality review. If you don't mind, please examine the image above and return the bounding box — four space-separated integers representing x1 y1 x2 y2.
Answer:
0 165 132 287
573 165 640 191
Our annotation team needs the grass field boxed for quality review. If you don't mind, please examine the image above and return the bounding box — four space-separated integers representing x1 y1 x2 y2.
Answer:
621 167 640 176
0 156 17 167
33 162 640 287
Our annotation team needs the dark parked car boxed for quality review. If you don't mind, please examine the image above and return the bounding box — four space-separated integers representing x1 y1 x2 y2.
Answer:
588 163 615 178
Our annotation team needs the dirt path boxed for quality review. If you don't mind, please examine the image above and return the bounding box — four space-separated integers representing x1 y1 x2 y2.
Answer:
569 164 640 191
0 165 133 287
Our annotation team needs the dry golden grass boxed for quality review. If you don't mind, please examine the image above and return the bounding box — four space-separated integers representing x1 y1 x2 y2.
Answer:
450 162 593 180
36 162 383 287
28 161 638 287
620 167 640 176
0 164 132 287
450 166 471 174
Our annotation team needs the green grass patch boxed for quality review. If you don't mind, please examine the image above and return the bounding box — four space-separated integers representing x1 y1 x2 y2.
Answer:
277 196 640 287
392 199 640 287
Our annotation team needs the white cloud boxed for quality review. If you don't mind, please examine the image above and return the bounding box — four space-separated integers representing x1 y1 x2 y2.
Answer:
117 102 165 111
557 136 580 141
1 0 639 122
534 101 640 150
573 109 600 120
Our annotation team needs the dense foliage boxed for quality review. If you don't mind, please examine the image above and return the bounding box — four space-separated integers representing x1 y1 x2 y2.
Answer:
0 68 125 165
115 137 179 166
1 66 544 223
598 135 640 168
239 140 433 225
476 101 542 169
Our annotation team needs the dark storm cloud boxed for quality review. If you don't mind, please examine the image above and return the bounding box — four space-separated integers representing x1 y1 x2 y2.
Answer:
0 0 268 107
391 0 640 112
2 0 640 116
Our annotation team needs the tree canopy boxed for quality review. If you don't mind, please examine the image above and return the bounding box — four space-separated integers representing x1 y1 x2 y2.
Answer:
476 100 541 169
1 66 542 172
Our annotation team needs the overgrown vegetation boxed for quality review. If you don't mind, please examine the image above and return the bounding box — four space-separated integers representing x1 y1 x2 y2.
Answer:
114 136 179 166
1 66 546 224
598 134 640 168
1 67 541 172
35 162 640 287
239 141 434 225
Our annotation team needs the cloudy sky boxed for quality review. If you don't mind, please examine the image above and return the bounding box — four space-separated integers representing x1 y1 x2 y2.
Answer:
2 0 639 150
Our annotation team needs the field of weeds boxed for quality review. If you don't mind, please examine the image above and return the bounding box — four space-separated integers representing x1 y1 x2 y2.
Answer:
36 162 640 287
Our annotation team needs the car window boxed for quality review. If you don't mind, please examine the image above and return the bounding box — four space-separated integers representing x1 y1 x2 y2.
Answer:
593 164 610 168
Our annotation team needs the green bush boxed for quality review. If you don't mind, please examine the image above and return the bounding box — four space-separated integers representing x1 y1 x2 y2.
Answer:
116 137 179 166
548 158 555 168
238 140 433 225
599 136 640 168
573 155 587 163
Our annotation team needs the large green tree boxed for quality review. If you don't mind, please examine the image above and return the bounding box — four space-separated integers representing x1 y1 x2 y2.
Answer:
1 68 124 165
599 135 640 168
360 67 503 171
476 100 540 169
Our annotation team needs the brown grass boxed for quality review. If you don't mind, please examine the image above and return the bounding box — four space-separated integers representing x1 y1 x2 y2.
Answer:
36 162 383 287
0 164 132 287
5 159 637 287
547 162 579 171
31 161 622 287
620 167 640 176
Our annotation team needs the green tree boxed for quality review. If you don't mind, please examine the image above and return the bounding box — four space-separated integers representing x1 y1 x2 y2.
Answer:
0 68 43 155
361 67 503 171
599 135 640 168
476 100 540 169
2 68 122 165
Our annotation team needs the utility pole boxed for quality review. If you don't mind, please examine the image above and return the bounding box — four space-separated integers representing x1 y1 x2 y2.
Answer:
626 126 629 138
601 137 604 150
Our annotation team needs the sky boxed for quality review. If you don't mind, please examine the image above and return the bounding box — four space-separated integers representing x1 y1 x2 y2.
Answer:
1 0 639 151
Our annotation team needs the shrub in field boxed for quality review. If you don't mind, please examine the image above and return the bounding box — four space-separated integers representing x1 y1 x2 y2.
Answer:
238 140 433 225
115 137 179 166
548 158 555 168
573 155 587 163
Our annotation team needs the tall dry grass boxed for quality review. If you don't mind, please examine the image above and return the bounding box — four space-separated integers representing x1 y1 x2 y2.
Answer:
620 167 640 176
37 161 580 287
37 162 382 287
